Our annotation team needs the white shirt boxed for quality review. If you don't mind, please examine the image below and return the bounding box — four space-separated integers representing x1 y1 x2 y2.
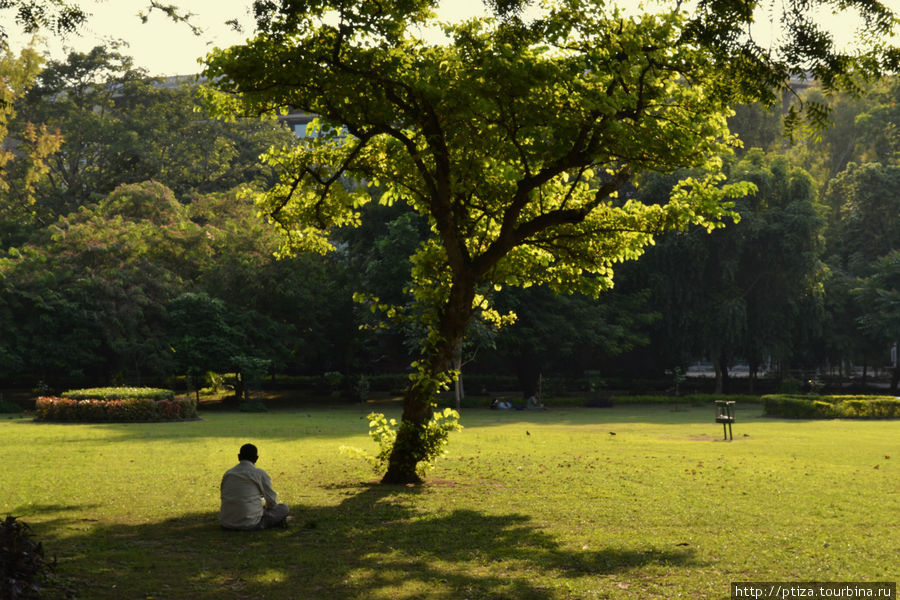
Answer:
219 460 279 530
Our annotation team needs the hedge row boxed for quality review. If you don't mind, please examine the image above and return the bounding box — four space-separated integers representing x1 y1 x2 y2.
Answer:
60 387 175 402
609 394 764 405
762 394 900 419
35 396 197 422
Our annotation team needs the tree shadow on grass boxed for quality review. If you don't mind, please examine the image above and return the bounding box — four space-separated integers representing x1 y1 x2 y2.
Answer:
36 484 699 600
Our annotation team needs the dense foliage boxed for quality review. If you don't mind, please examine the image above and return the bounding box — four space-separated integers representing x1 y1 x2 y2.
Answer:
0 515 54 600
762 395 900 419
35 394 197 422
59 387 175 401
202 0 898 481
0 3 897 455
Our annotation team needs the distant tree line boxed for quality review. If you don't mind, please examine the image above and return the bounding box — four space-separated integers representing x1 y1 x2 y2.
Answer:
1 42 898 394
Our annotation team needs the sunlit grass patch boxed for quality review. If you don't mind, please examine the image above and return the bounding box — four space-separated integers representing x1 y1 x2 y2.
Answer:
1 404 896 599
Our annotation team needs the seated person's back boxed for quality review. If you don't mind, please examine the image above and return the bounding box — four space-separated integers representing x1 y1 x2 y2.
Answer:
220 443 289 530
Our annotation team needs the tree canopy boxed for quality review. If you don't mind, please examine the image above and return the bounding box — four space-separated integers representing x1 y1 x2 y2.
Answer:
202 0 899 483
1 1 897 483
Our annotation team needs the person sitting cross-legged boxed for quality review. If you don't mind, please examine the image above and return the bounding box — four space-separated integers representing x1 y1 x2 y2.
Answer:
219 443 290 530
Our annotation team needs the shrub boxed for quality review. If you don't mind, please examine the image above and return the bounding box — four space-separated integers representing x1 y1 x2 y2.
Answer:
342 408 463 477
74 399 108 422
610 394 763 405
60 387 175 402
763 394 900 419
34 396 197 423
1 515 55 600
158 399 182 419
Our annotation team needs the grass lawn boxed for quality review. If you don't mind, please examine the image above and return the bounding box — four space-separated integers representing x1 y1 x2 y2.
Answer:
1 403 897 599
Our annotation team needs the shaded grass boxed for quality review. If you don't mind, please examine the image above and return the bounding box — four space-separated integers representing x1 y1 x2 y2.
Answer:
1 405 897 599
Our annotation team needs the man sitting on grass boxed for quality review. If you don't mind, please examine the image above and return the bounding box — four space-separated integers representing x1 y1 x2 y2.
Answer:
220 443 290 530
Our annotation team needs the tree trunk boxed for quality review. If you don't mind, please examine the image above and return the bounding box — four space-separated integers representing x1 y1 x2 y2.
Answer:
748 357 760 395
381 280 475 485
714 355 729 395
453 342 463 412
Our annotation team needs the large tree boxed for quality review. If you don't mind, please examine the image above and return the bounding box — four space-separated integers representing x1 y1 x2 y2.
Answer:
820 162 900 381
12 44 292 220
0 43 61 247
204 0 897 483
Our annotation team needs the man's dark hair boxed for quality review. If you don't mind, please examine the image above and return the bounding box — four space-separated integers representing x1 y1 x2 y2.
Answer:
238 443 258 462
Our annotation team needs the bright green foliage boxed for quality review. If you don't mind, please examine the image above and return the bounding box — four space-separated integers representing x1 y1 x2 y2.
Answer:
0 43 61 246
207 4 748 284
13 44 292 221
350 408 463 477
202 0 899 481
204 0 766 481
60 387 174 401
763 394 900 419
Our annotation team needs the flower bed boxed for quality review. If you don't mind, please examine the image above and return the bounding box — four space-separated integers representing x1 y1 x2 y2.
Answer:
35 387 196 422
762 394 900 419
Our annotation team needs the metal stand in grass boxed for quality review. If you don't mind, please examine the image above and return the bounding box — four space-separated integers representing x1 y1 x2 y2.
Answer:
715 400 735 441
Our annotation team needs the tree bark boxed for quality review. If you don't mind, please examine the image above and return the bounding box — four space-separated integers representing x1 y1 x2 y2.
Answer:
453 342 463 412
748 358 758 395
381 279 475 484
714 355 729 395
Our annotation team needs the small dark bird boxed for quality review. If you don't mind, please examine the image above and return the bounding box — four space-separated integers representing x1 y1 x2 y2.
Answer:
526 430 530 436
609 432 616 436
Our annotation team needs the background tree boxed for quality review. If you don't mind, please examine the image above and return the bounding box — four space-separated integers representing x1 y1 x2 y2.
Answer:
820 162 900 381
0 181 195 384
12 44 293 221
166 292 241 401
0 180 354 388
615 153 825 392
206 0 815 483
0 43 61 248
492 286 656 397
854 252 900 391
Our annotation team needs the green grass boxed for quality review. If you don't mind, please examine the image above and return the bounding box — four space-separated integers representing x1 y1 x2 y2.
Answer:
1 404 897 599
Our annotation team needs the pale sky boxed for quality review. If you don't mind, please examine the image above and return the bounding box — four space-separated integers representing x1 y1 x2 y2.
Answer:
5 0 896 77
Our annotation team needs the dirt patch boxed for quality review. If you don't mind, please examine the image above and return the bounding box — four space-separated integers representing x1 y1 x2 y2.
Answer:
663 434 752 442
425 478 458 487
